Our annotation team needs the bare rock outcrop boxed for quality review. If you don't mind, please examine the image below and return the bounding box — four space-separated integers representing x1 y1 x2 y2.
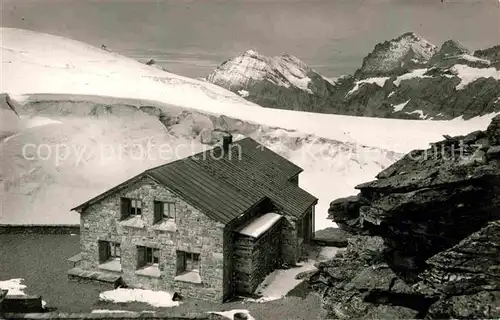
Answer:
475 45 500 69
354 32 438 79
311 115 500 319
429 39 491 69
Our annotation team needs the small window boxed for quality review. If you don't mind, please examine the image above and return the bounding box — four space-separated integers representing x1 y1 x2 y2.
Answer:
137 246 159 269
154 201 176 223
121 198 141 219
176 251 200 274
131 199 142 216
98 240 121 263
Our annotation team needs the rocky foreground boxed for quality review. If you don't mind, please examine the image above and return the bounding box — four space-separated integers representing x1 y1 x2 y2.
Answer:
309 116 500 319
207 33 500 120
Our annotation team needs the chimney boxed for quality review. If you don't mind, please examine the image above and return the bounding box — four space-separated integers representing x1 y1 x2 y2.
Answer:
222 134 233 152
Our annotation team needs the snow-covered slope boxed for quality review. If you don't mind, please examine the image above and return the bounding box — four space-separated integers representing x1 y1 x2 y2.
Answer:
0 28 497 228
0 94 22 140
1 28 494 152
0 94 400 230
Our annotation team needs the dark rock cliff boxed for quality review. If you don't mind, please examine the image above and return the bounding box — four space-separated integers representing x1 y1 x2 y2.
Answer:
310 116 500 319
354 32 438 79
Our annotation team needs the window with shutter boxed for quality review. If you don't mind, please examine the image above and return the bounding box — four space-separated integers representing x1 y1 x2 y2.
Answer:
153 201 163 224
121 198 131 220
176 251 185 275
98 240 110 263
137 246 146 269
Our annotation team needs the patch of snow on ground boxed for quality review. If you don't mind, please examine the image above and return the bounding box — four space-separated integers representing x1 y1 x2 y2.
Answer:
317 246 343 261
457 54 491 65
244 246 342 303
393 100 410 112
0 279 26 295
210 309 256 320
238 212 282 238
0 278 47 307
450 64 500 90
347 77 389 96
406 109 427 119
252 259 317 302
92 310 134 313
99 288 180 308
394 69 430 86
237 89 249 98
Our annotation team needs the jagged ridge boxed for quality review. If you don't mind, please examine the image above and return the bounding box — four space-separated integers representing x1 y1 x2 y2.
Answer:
206 33 500 120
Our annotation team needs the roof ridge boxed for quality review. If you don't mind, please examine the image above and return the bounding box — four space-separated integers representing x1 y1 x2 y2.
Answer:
144 137 253 174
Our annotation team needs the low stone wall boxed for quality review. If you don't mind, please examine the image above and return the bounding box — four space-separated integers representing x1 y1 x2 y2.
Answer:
2 295 44 313
0 225 80 234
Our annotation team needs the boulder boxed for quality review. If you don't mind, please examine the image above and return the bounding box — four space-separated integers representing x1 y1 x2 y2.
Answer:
362 305 419 319
487 114 500 145
419 220 500 296
328 195 369 233
426 291 500 319
233 312 248 320
172 292 183 301
314 227 351 247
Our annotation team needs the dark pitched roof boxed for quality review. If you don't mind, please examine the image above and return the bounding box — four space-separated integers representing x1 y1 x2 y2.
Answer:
72 137 317 224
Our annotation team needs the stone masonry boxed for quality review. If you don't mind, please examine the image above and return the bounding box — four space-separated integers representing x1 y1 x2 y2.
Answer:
79 175 225 301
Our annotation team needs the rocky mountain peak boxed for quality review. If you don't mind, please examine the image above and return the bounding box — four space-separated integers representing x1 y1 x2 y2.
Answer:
207 49 314 91
206 32 499 119
205 49 343 113
474 45 500 69
355 32 438 79
439 39 471 55
241 49 262 59
428 39 490 68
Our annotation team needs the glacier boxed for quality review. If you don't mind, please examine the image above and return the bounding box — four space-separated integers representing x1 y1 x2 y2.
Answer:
1 28 497 230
